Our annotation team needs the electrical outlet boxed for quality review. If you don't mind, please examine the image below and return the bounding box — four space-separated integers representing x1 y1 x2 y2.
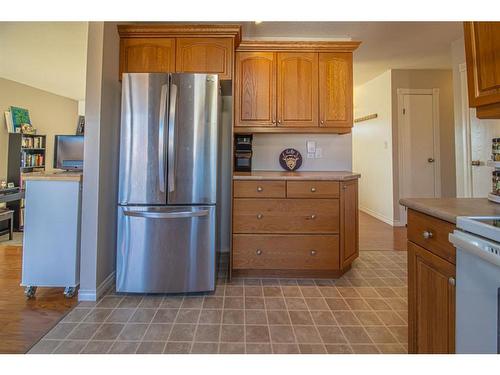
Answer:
315 147 322 158
307 152 315 159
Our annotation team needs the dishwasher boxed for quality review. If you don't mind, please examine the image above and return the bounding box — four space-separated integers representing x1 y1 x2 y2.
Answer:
449 216 500 354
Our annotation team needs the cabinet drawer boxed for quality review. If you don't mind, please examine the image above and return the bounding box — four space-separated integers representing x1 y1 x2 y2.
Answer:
287 181 339 198
407 209 456 264
233 180 285 198
233 199 339 234
233 234 339 270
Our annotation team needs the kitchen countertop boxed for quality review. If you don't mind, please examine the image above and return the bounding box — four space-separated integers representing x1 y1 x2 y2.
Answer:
400 197 500 224
233 170 361 181
22 171 83 182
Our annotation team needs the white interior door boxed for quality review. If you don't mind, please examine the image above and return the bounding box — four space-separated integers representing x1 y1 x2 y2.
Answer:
398 91 440 224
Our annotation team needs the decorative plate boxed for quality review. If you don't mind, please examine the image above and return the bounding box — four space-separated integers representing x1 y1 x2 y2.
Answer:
279 148 302 171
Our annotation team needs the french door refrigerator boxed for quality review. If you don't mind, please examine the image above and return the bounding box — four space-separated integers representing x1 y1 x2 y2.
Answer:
117 73 220 293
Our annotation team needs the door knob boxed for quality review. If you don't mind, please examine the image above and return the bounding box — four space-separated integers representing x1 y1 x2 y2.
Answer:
257 186 263 192
257 213 263 219
310 250 317 256
471 160 481 166
427 158 435 163
256 249 262 256
310 187 316 192
422 230 433 239
448 277 455 286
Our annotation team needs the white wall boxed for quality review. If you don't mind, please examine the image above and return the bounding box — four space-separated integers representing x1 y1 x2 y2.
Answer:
79 22 121 301
0 78 79 181
252 134 352 171
353 70 394 225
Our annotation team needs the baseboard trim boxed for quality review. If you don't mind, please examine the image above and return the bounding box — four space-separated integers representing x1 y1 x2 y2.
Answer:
78 271 115 302
359 206 397 227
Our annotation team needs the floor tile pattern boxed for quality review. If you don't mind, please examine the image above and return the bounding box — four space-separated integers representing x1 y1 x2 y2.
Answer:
29 250 408 354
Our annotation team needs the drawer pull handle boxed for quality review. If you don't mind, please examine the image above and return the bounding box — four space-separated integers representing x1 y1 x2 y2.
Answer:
422 230 433 239
311 187 316 192
448 277 455 286
257 213 263 219
310 250 317 256
310 214 317 220
256 249 262 256
257 186 263 192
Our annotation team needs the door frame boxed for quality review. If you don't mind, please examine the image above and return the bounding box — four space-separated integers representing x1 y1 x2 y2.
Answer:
397 88 441 225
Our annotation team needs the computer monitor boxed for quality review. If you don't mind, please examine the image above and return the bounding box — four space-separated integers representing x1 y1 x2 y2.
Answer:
53 135 84 170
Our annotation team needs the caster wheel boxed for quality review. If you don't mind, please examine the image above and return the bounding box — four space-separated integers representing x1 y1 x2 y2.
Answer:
25 286 37 299
64 287 76 298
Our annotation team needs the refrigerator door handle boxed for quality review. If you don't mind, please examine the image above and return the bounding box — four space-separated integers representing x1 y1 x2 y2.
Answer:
168 83 178 193
123 209 209 219
158 83 169 193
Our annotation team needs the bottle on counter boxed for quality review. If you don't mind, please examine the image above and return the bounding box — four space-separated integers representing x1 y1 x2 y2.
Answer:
493 138 500 162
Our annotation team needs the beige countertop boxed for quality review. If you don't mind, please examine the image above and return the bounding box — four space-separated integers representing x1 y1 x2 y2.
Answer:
233 170 361 181
400 197 500 224
22 171 83 182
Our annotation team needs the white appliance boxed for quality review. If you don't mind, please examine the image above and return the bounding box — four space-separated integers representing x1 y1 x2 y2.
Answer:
449 216 500 354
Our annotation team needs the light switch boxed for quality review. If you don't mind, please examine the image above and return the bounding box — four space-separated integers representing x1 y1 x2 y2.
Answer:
306 140 316 154
315 147 322 158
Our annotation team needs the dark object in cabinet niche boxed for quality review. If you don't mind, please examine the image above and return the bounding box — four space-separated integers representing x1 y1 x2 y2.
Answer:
234 134 252 172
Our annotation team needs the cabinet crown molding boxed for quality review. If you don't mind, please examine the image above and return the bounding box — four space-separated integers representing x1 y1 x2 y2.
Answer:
237 40 361 52
117 24 242 45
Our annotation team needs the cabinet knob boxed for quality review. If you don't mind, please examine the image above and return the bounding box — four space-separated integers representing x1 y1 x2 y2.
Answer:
257 213 263 219
310 214 317 220
320 120 324 125
257 186 263 192
310 250 317 256
278 120 282 125
422 230 433 239
310 187 316 192
448 277 455 286
342 185 347 190
256 249 262 256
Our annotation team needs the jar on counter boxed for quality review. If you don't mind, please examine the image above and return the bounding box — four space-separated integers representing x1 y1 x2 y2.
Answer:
493 138 500 161
493 170 500 196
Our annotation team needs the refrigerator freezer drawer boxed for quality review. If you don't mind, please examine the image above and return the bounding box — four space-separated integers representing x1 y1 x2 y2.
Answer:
116 205 216 293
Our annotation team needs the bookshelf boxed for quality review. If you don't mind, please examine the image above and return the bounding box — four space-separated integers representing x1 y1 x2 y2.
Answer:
7 133 46 231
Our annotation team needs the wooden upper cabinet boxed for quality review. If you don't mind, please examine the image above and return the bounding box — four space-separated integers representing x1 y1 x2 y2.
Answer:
176 38 233 80
408 241 455 354
464 22 500 118
319 53 353 127
340 179 358 267
235 52 276 127
120 38 176 76
277 52 318 127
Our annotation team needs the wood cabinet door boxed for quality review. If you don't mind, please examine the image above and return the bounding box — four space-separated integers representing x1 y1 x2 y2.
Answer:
277 52 318 127
340 179 358 267
120 38 176 77
176 38 233 80
235 52 276 127
319 53 353 127
408 241 455 354
464 22 500 107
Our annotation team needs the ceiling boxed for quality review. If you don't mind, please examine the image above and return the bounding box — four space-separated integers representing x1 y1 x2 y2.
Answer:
0 22 88 100
241 22 464 87
0 22 463 99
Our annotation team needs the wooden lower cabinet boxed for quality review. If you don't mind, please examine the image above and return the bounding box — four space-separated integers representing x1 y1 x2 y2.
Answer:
232 179 358 277
407 209 456 354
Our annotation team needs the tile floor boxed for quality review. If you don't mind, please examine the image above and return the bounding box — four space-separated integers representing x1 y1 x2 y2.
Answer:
29 250 408 354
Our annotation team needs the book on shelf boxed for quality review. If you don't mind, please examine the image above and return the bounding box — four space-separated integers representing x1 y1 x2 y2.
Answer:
4 111 14 133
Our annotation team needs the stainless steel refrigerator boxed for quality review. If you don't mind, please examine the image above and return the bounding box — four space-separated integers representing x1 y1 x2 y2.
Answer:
116 73 220 294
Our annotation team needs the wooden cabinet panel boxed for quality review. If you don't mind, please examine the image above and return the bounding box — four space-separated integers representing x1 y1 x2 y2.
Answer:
233 180 285 198
319 53 353 127
286 181 340 198
233 198 339 234
235 52 276 127
120 38 176 76
175 38 233 80
233 234 339 270
277 52 318 127
408 241 455 354
464 22 500 108
407 209 456 264
340 180 358 267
